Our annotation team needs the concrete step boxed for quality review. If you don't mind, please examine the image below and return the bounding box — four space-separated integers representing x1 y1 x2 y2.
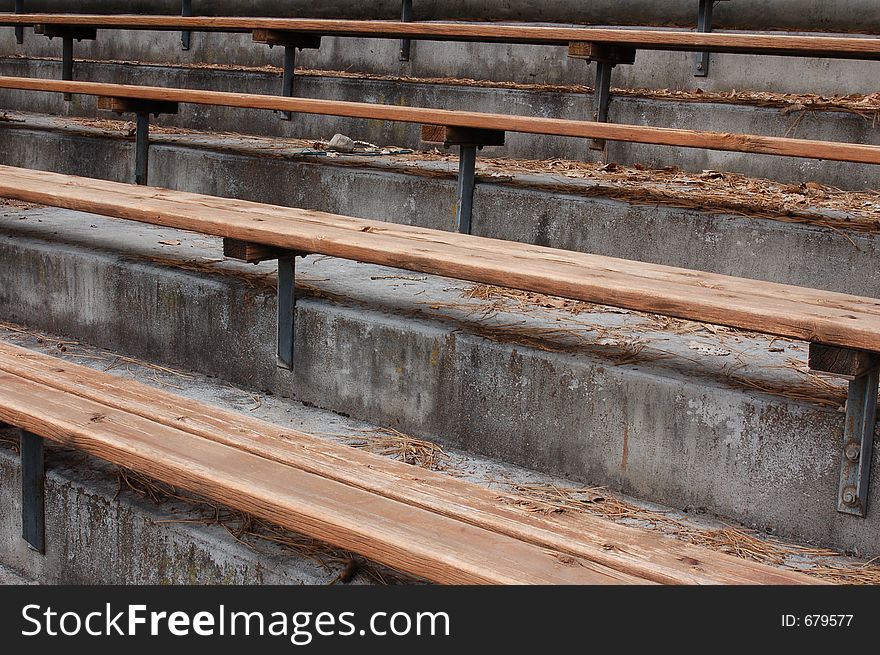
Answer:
2 0 878 33
1 58 876 189
1 113 878 297
4 27 879 96
0 204 878 556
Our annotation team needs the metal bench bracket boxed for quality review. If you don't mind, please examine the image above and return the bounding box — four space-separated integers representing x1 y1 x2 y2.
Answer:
809 344 880 517
253 30 322 121
568 42 636 151
181 0 193 51
97 97 179 186
695 0 731 77
20 429 45 554
14 0 24 45
34 24 98 102
420 125 505 235
223 238 308 370
400 0 414 62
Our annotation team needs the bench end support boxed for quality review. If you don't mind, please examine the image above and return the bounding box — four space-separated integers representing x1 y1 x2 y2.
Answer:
810 344 879 517
20 429 45 554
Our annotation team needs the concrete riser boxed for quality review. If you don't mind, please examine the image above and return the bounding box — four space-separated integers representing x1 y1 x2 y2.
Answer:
1 121 878 298
1 0 878 32
1 59 876 190
0 221 877 555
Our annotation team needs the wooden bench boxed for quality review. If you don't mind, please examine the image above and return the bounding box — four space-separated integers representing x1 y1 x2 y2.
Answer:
4 14 879 143
0 164 878 519
0 341 819 584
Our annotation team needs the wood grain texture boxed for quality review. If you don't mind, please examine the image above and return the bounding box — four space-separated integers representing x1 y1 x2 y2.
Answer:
2 15 880 59
1 77 878 164
0 367 643 585
0 342 820 585
2 165 880 352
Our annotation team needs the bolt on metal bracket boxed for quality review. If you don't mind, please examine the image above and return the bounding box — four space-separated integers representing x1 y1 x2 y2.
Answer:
20 429 45 554
809 344 879 517
400 0 414 62
420 125 505 235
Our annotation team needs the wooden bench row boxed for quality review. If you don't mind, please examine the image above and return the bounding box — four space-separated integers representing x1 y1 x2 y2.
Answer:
4 13 878 148
0 330 819 584
0 165 878 519
3 14 879 58
1 75 878 232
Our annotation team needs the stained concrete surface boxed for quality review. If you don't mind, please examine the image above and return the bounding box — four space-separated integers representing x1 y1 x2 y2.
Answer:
0 205 877 554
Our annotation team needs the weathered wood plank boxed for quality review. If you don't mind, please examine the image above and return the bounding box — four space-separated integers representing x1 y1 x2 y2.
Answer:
0 342 820 585
3 15 880 59
1 77 878 164
2 166 880 352
0 367 640 585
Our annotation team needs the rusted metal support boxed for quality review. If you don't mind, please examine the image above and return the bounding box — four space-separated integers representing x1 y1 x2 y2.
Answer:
14 0 24 44
97 97 179 186
33 24 98 101
400 0 414 62
568 42 636 152
810 343 880 517
253 30 322 120
223 238 308 370
421 125 505 234
20 429 45 554
181 0 193 51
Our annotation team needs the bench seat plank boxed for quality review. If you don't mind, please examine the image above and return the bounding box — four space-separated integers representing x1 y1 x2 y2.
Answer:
1 165 879 353
0 342 819 585
1 15 879 59
0 366 648 585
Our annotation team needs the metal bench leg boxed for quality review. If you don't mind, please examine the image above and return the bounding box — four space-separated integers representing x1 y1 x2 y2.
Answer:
181 0 193 51
61 35 74 101
20 429 45 554
400 0 414 62
456 144 477 235
695 0 729 77
277 255 296 370
839 370 878 516
280 45 296 121
591 60 613 151
809 344 879 517
14 0 24 45
134 112 151 186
